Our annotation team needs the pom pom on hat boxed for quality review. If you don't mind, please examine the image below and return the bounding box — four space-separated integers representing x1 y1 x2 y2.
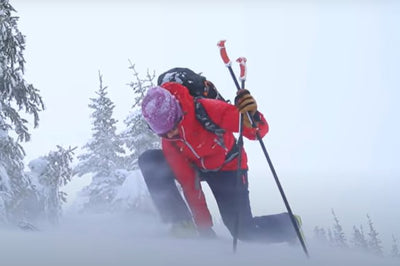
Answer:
141 86 183 135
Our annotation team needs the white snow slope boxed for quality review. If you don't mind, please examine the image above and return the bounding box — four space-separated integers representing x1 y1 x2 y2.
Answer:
0 213 398 266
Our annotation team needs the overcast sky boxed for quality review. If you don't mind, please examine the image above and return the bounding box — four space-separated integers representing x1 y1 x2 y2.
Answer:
10 0 400 248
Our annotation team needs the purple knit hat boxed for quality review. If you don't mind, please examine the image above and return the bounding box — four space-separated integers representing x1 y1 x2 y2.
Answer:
141 86 183 135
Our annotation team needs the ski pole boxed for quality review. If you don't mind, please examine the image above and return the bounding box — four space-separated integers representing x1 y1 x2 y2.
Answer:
232 56 247 253
217 40 310 258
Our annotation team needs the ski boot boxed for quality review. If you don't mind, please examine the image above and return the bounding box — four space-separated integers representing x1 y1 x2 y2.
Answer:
288 214 306 246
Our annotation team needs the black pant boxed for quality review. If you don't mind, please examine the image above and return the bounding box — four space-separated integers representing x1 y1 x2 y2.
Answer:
138 149 192 223
138 149 297 243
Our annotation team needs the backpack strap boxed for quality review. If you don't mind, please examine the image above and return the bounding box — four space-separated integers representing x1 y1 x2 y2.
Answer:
193 97 240 169
194 97 226 149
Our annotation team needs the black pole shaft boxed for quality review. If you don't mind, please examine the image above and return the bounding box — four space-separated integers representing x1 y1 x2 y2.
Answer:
233 118 243 253
228 66 241 90
255 131 309 258
226 65 309 258
233 77 246 253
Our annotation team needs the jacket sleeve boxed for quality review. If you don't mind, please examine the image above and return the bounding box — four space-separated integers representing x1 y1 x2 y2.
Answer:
199 99 269 140
161 139 213 228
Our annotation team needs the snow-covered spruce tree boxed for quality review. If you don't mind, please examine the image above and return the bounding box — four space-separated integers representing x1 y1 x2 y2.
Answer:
391 235 400 258
351 225 369 252
327 227 334 245
28 146 75 225
74 72 125 213
313 226 329 244
331 209 348 248
0 0 44 224
120 62 159 170
366 214 384 257
0 120 35 224
111 169 154 214
0 119 10 223
0 0 44 141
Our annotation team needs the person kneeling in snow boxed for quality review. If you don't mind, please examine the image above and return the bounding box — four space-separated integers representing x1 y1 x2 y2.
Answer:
138 79 300 242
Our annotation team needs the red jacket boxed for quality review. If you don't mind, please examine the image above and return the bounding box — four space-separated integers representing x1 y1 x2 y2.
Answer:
161 82 269 228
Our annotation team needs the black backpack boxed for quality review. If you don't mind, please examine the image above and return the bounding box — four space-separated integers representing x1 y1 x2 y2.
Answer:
157 67 226 101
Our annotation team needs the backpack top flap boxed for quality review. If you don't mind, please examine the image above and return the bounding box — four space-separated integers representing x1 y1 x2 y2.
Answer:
157 67 210 98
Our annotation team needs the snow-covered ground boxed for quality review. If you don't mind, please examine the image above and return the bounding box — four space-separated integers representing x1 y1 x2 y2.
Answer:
0 212 398 266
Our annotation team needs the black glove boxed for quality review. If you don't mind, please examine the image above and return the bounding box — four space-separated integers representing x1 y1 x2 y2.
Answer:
234 89 258 128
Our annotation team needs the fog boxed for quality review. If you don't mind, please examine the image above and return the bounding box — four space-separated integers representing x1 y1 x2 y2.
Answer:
0 213 398 266
7 0 400 262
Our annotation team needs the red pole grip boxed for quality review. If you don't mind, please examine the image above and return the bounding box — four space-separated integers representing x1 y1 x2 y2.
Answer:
217 40 231 66
236 57 247 81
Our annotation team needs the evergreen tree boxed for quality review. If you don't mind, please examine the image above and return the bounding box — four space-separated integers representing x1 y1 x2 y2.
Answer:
0 128 9 223
0 117 12 223
331 209 348 248
28 146 75 224
327 227 334 245
366 214 384 257
0 190 5 223
0 0 44 142
351 225 369 252
0 0 44 224
120 62 159 170
110 168 153 214
74 72 125 212
1 102 37 225
0 127 36 223
313 226 328 243
391 235 400 258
